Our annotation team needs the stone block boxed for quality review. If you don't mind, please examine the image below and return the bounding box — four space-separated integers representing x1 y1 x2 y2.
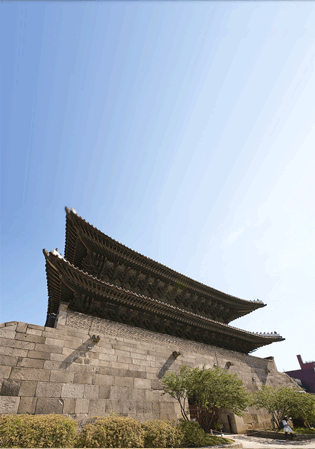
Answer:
0 365 11 379
46 335 67 348
89 399 106 415
73 373 92 384
122 400 137 415
119 357 133 364
98 353 117 362
43 330 68 340
126 369 146 378
49 353 67 362
0 347 26 357
94 374 114 386
85 351 99 360
19 380 38 397
50 370 75 383
34 343 63 353
130 388 146 401
136 401 153 415
145 389 154 401
70 364 95 374
36 381 62 398
0 328 15 339
151 379 162 390
44 360 66 370
84 385 99 399
134 378 151 389
28 324 45 331
131 358 148 366
114 376 133 387
66 327 88 338
63 338 84 349
35 397 63 414
75 398 90 414
0 355 18 366
115 349 131 357
97 347 115 356
27 328 43 336
62 347 76 356
0 396 20 414
131 352 147 360
10 367 50 382
105 400 121 414
98 386 111 399
63 398 75 414
109 386 130 400
3 339 35 350
27 350 51 360
4 322 18 328
15 333 45 344
16 323 28 333
160 402 176 414
61 383 84 398
107 361 129 370
97 367 117 376
152 402 160 417
1 379 21 396
17 357 45 368
18 397 37 414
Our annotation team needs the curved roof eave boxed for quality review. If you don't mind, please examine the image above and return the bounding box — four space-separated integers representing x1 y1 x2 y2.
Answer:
43 248 283 350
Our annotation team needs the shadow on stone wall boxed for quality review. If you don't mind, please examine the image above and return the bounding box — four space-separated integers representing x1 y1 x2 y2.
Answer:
157 352 179 379
59 338 97 370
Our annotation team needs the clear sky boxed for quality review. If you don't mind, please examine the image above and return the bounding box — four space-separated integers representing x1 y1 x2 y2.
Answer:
1 1 314 373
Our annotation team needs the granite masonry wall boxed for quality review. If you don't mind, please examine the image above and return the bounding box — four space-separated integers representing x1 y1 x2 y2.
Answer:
0 304 298 433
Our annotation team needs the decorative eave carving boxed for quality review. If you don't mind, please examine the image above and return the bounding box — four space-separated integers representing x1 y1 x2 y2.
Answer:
43 249 284 354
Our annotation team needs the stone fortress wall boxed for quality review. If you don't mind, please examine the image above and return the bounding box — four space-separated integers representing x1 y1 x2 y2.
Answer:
0 305 297 433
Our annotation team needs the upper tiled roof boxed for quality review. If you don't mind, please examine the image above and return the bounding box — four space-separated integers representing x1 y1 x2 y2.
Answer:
64 207 265 321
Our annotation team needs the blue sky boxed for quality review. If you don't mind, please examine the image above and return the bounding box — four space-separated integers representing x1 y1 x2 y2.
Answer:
1 2 314 372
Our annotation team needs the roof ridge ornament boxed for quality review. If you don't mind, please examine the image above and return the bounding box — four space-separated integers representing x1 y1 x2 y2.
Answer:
65 206 77 215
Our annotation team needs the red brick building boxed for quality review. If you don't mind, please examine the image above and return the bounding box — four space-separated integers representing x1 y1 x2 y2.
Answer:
285 355 315 393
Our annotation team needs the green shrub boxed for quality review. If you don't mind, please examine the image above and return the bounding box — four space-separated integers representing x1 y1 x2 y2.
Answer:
142 419 182 448
77 415 145 448
178 420 208 447
0 414 77 448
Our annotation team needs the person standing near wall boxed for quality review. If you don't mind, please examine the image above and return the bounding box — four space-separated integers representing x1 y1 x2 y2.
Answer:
282 419 293 441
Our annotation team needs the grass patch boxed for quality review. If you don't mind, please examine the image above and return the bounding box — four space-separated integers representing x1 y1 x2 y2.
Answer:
279 427 315 435
204 434 234 446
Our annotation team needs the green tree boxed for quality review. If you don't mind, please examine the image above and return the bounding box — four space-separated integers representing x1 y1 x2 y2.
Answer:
253 386 315 429
161 365 249 432
160 365 192 421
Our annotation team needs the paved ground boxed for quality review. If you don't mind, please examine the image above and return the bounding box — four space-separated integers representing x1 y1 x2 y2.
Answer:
222 434 315 449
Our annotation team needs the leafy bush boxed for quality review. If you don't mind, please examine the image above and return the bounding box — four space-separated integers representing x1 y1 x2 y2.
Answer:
178 420 208 447
161 365 249 432
253 386 315 429
0 413 234 448
0 414 77 448
76 415 145 448
142 419 182 448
